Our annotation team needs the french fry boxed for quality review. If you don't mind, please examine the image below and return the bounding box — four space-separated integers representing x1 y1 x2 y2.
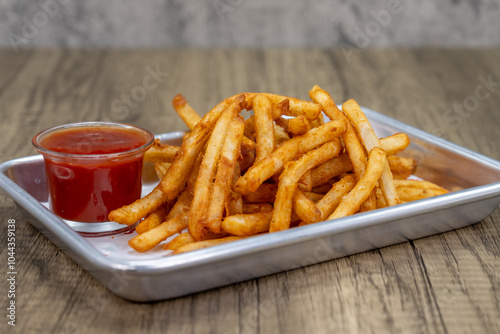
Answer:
234 119 347 195
388 156 418 180
135 205 168 234
309 152 353 188
206 115 245 234
222 211 273 236
189 100 242 240
270 140 342 232
144 139 180 163
242 203 274 213
380 133 410 156
253 94 275 161
309 85 376 211
128 212 189 252
292 189 322 225
153 161 171 180
164 232 195 251
328 147 386 219
242 183 277 203
174 236 245 255
172 94 202 130
342 99 400 206
315 174 357 221
287 115 311 136
243 93 321 120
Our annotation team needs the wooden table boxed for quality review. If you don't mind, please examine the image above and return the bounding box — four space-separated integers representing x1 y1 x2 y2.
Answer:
0 49 499 334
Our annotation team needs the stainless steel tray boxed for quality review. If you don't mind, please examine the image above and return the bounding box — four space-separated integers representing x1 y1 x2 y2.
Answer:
1 107 500 302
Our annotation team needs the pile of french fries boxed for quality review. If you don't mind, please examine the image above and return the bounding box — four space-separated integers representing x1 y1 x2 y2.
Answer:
108 85 449 254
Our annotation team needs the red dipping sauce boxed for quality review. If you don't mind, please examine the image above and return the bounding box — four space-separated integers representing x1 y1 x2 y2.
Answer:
32 122 154 223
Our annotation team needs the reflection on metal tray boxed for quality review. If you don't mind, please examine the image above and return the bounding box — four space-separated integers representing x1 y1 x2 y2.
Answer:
1 107 500 302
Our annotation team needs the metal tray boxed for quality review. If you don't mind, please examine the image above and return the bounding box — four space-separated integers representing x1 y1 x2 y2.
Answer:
1 107 500 302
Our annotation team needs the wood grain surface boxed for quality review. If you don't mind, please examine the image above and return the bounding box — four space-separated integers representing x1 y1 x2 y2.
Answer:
0 48 499 334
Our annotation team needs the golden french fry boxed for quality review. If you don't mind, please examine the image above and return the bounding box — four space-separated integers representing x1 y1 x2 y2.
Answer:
242 183 277 203
328 147 386 219
242 203 274 213
388 156 418 179
174 236 245 254
288 115 311 136
303 192 324 202
243 93 321 120
274 123 290 145
342 99 400 206
164 232 195 251
135 205 168 234
380 133 411 156
293 189 322 225
309 152 353 188
129 212 189 252
189 100 242 241
234 119 347 195
270 139 342 232
309 85 376 211
144 139 180 163
271 98 289 120
165 188 192 220
172 94 202 130
206 115 245 234
315 174 357 221
396 183 449 202
153 161 171 180
222 211 273 236
253 94 275 161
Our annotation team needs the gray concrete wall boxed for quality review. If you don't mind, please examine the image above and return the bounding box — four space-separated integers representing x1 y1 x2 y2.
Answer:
1 0 499 51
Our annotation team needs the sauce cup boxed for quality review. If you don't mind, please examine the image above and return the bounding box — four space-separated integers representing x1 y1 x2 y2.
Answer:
32 122 154 236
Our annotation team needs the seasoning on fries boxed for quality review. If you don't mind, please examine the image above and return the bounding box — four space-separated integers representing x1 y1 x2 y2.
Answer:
109 86 450 254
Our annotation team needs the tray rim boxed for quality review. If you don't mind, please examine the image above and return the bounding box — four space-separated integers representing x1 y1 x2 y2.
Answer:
1 106 500 276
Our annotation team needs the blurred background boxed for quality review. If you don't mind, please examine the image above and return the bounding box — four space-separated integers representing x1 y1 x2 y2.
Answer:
1 0 499 50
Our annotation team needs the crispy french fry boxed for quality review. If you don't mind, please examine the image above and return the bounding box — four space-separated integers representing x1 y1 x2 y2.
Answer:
309 152 353 188
328 147 386 219
274 124 290 145
154 161 171 180
135 205 168 234
315 174 357 221
206 115 245 234
253 94 275 161
271 98 289 120
342 99 400 206
243 93 321 120
287 115 311 136
270 140 342 232
188 101 242 240
242 203 274 213
144 139 180 163
222 211 273 236
388 156 418 179
164 232 195 251
174 236 245 254
380 133 410 156
242 183 277 203
129 212 189 252
172 94 202 130
309 85 376 211
234 119 347 195
293 189 322 225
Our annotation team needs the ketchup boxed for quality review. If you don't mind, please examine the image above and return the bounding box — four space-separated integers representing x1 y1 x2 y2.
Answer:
37 125 152 222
